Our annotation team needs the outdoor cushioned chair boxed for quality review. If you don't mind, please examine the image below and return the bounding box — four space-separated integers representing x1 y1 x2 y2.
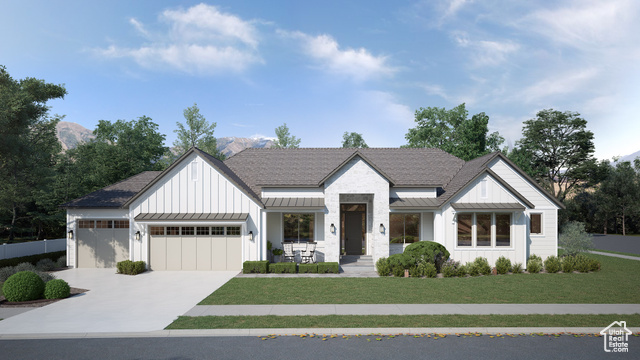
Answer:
300 242 316 264
282 242 296 262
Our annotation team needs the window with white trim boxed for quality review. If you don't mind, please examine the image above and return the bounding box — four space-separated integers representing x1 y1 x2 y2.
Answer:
456 212 512 248
530 213 542 235
283 213 314 242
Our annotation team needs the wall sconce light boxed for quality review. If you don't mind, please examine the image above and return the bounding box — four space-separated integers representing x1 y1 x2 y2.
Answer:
248 231 253 241
330 223 336 233
67 230 73 240
135 231 141 241
379 223 385 233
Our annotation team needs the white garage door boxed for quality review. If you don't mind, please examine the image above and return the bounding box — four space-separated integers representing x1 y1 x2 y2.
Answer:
77 220 130 268
149 226 242 271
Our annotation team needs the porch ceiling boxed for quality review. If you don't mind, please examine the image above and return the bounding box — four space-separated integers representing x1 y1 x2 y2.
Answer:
263 197 325 209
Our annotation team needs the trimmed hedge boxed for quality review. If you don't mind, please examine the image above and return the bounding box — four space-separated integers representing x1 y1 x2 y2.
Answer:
242 261 269 274
298 263 318 274
403 241 450 272
116 260 146 275
2 271 45 302
317 262 340 274
44 279 71 299
0 251 65 268
270 262 296 274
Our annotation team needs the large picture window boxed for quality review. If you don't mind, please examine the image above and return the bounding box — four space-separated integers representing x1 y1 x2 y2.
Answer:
283 213 314 242
456 212 512 248
389 213 420 244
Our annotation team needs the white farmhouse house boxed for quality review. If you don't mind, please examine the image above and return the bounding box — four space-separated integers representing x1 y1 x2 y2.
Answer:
62 147 564 270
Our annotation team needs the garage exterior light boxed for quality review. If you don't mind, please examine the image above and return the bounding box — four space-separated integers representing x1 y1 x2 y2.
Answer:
67 230 73 240
135 231 141 241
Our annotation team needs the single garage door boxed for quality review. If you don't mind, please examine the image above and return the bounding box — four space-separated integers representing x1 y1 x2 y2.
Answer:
149 225 242 271
77 220 130 268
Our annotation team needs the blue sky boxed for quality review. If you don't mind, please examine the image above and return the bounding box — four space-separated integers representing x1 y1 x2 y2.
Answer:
2 0 638 160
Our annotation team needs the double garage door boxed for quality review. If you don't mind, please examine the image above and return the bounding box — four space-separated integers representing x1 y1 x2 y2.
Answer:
77 220 130 268
149 225 242 271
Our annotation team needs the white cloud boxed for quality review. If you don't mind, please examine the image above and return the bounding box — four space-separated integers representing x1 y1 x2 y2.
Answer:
279 30 395 81
453 32 519 67
519 68 599 104
95 4 262 74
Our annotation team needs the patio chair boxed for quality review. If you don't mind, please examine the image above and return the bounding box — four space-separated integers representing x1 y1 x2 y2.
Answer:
300 242 316 264
282 242 296 262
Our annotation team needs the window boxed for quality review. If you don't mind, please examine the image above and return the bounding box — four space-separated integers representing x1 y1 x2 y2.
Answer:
530 213 542 235
456 213 512 248
211 226 225 235
389 213 420 244
196 227 210 236
476 214 491 247
181 227 195 236
457 214 472 246
191 161 198 181
226 226 241 236
166 227 179 236
283 213 314 242
480 179 488 198
95 220 112 229
113 220 129 229
78 220 94 228
150 226 165 235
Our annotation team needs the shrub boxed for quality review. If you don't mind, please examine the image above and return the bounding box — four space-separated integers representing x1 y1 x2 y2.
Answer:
388 253 415 277
589 258 601 272
527 258 542 273
36 258 57 272
298 263 318 274
528 254 542 263
44 279 70 299
421 262 437 278
467 262 479 277
0 266 16 283
495 256 512 275
317 262 339 274
36 271 55 283
270 262 297 274
2 271 45 302
441 259 459 278
559 221 593 256
116 260 146 275
56 256 67 268
403 241 450 272
574 254 592 273
0 251 66 269
512 262 523 274
456 263 468 277
561 256 575 273
243 260 269 274
544 256 561 273
408 266 421 277
473 257 492 275
375 257 392 277
14 262 36 272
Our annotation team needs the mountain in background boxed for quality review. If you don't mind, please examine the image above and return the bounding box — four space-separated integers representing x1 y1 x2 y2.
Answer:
55 121 274 157
620 150 640 163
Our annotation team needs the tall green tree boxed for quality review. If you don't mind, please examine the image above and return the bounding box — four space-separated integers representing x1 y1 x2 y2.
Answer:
0 66 66 241
273 123 301 148
595 161 640 236
404 103 504 161
342 132 368 148
173 103 223 159
513 109 595 202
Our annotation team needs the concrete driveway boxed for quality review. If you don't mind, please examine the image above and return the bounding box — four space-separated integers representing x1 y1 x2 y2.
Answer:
0 269 236 334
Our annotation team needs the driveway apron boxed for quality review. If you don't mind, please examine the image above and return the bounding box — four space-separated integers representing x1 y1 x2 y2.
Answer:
0 269 236 334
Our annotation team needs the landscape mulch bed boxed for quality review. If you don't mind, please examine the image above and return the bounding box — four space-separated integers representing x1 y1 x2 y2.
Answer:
0 287 88 308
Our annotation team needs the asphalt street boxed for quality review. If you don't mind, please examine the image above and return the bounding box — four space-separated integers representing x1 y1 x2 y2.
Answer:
0 335 637 360
592 234 640 255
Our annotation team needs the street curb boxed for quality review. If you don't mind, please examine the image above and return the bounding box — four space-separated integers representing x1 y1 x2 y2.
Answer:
1 327 639 339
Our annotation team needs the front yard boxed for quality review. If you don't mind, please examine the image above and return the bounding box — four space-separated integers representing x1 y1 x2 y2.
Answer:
201 253 640 305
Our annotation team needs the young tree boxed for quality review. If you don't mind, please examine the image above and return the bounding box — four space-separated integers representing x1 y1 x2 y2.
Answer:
514 109 595 202
273 123 301 148
173 103 224 159
404 103 504 161
342 132 368 148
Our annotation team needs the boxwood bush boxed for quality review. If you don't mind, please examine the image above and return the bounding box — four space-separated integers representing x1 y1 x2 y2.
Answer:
388 253 415 277
2 271 45 302
44 279 71 299
242 260 269 274
116 260 146 275
375 257 391 276
270 262 297 274
403 241 450 272
298 263 318 274
495 256 512 275
317 262 339 274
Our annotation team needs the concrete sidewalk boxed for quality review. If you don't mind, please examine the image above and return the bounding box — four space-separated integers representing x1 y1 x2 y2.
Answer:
184 304 640 316
590 250 640 261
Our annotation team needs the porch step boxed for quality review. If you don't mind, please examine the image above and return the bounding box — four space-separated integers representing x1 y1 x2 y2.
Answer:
340 255 377 276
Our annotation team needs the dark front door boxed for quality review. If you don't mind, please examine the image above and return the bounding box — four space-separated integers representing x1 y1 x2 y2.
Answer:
342 204 366 255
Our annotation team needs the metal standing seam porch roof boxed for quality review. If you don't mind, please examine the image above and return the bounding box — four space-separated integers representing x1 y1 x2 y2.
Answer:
263 198 325 208
134 213 249 221
451 203 526 211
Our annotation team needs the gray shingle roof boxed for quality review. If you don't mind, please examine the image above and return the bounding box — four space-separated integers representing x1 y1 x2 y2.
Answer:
225 148 464 196
61 171 162 208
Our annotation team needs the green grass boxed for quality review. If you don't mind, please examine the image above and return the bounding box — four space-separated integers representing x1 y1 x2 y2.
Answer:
201 253 640 304
166 314 640 329
592 249 640 257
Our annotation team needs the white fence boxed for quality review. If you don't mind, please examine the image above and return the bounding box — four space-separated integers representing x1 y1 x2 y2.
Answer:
0 238 66 260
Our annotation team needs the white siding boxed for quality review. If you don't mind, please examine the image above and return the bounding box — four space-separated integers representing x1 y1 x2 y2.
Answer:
390 188 437 198
129 153 263 264
454 173 521 204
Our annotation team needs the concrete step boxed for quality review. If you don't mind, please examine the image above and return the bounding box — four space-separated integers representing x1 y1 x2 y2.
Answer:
340 255 374 266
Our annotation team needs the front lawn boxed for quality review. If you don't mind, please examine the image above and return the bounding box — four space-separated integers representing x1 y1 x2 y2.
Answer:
167 314 640 329
201 253 640 304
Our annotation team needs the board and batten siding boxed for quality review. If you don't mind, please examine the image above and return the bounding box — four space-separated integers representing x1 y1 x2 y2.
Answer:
66 208 130 268
454 173 520 204
129 153 263 263
488 158 560 260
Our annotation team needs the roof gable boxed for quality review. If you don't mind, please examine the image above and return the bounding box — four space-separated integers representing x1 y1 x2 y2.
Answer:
318 150 395 186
